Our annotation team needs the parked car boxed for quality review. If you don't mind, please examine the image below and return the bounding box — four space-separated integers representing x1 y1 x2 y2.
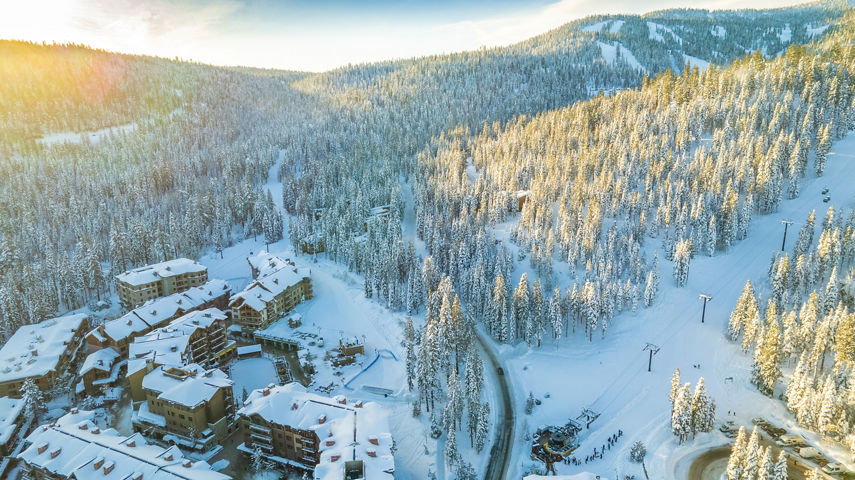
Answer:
777 434 806 447
823 463 849 475
719 421 738 438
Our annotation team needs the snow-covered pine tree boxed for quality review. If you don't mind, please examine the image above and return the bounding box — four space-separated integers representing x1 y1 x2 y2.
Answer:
673 238 690 287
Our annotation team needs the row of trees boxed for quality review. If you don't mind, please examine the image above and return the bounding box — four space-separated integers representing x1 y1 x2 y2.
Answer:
727 205 855 453
725 426 788 480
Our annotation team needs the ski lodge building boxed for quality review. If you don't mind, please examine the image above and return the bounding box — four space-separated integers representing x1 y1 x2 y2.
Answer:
236 383 394 479
116 258 208 310
18 409 229 480
126 308 235 402
86 280 230 358
230 254 312 335
0 313 88 398
132 364 237 452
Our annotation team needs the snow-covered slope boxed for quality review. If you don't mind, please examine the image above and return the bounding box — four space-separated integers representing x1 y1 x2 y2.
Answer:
501 131 855 479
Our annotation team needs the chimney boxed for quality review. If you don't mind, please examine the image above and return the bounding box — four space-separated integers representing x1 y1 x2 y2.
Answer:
103 461 115 475
164 454 174 461
182 460 192 468
37 442 49 454
131 473 143 480
92 428 101 434
262 388 270 397
78 422 88 430
330 455 340 462
354 401 363 408
366 448 377 458
71 407 79 414
291 402 298 410
31 349 38 357
93 457 105 470
127 319 133 326
318 415 326 424
325 439 335 447
127 440 136 447
368 435 379 445
50 447 62 459
337 396 346 405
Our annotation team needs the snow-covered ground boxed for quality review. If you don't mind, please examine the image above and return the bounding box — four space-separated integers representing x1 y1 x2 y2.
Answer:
647 21 684 44
711 25 727 38
36 122 138 146
683 53 710 71
229 357 279 398
497 130 855 479
597 41 646 73
582 20 609 33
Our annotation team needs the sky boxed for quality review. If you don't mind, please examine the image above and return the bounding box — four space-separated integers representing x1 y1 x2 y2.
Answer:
1 0 801 72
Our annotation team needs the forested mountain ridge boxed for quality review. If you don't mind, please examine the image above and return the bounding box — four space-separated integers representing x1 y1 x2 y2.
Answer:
0 1 848 346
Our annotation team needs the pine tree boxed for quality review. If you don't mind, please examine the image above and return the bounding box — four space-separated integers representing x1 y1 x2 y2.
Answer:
475 402 490 452
752 303 782 396
404 317 416 391
672 383 692 444
773 451 788 480
726 427 747 480
690 378 712 436
669 368 681 410
673 238 691 287
21 378 44 418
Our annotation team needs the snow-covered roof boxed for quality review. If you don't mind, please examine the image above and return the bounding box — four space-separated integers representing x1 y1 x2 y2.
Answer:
236 345 261 356
95 281 229 344
141 364 232 408
247 252 292 279
116 258 207 286
0 313 87 383
18 410 229 480
238 384 393 479
0 396 23 446
80 348 120 375
229 266 307 312
127 308 227 376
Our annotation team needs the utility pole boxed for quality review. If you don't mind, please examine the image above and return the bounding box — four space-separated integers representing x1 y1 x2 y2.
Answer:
698 294 712 323
780 220 794 251
642 343 660 372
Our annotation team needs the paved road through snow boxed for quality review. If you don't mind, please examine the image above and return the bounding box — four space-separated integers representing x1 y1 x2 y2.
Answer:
476 328 514 480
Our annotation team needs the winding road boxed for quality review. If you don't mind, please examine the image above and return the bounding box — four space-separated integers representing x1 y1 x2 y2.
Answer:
476 329 514 480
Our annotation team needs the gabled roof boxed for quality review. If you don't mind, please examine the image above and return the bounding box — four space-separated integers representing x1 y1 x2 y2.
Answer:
229 267 306 312
116 258 206 286
0 313 87 383
247 252 292 279
91 281 230 345
80 348 120 375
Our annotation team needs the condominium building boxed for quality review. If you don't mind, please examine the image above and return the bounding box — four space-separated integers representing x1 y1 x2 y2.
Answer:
126 308 235 402
86 280 230 358
132 364 236 452
0 313 88 398
230 259 312 335
18 409 230 480
236 383 393 479
116 258 208 310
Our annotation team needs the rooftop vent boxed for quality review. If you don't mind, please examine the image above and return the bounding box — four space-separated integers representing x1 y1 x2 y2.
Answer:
92 427 100 434
37 442 49 454
93 457 104 470
103 460 115 475
262 388 270 397
127 440 136 448
164 454 174 461
50 447 62 459
182 460 192 468
318 414 326 424
78 422 88 431
354 401 363 408
291 402 298 410
71 407 79 414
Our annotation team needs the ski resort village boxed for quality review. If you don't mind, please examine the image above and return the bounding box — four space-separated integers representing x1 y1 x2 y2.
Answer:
4 1 855 479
